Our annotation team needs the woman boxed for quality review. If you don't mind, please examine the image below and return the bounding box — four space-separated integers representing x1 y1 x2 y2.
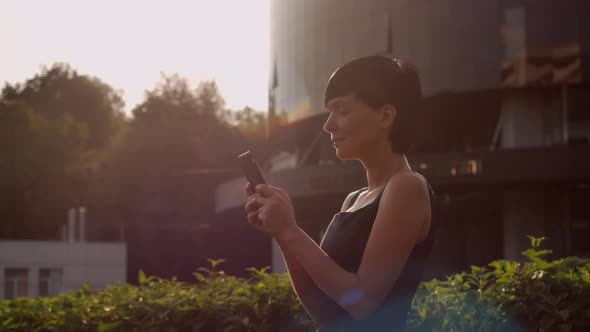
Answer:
244 56 436 331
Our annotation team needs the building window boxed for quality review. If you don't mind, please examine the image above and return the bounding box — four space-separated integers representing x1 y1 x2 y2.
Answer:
450 159 483 176
4 268 29 299
39 268 63 297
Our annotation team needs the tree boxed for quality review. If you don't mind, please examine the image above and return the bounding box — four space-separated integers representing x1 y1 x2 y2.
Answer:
0 101 90 238
232 106 267 140
0 63 125 239
94 74 245 232
126 75 241 170
1 63 126 150
229 106 278 170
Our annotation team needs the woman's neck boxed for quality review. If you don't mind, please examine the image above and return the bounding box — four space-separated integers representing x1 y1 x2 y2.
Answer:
360 146 410 191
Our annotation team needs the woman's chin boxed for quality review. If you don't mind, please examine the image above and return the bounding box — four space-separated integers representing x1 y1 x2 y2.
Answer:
335 149 353 160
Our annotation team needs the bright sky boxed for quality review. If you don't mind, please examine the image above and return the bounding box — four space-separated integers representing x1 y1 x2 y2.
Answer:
0 0 269 114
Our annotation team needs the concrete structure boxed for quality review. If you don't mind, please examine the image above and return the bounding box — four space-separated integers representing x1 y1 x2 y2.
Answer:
216 0 590 277
0 241 126 299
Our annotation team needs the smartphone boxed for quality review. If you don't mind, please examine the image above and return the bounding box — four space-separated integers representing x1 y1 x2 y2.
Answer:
238 151 266 187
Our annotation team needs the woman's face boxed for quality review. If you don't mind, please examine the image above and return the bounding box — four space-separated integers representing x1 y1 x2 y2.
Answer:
323 94 391 160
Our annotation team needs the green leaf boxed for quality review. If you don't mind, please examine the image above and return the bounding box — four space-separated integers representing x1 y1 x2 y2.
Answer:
193 272 206 282
207 258 227 270
489 261 503 271
535 249 553 258
138 269 147 285
98 321 121 332
527 235 548 249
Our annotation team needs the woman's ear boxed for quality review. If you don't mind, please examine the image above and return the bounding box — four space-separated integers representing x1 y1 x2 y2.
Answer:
380 104 397 129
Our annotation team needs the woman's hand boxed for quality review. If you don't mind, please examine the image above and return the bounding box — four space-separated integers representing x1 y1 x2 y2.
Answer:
244 183 298 240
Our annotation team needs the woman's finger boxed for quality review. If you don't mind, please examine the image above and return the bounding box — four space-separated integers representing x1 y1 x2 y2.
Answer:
247 211 257 222
270 185 290 203
255 184 277 198
246 195 267 211
247 211 262 226
244 182 256 196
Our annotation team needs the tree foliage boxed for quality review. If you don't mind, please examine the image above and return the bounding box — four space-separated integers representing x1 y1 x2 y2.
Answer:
0 64 273 244
231 106 267 140
0 101 90 238
2 63 125 150
127 74 238 171
92 74 246 233
0 64 125 239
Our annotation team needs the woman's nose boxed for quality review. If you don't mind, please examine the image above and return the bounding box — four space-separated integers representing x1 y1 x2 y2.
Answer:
323 114 335 133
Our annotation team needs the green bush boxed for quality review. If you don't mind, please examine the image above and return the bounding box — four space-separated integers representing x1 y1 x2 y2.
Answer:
408 237 590 331
0 259 314 332
1 239 589 331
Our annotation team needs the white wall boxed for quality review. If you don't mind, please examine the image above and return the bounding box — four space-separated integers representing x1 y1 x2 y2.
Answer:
0 241 126 299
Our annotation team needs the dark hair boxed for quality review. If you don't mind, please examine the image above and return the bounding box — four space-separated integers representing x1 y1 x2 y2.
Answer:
324 55 422 153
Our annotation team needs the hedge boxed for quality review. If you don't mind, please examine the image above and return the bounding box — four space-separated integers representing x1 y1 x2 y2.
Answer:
408 237 590 331
1 237 589 331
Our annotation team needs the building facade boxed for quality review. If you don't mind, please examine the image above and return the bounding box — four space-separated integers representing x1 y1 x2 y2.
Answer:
216 0 590 277
0 241 126 299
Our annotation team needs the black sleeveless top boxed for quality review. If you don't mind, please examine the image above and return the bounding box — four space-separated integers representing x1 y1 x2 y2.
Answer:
318 182 437 331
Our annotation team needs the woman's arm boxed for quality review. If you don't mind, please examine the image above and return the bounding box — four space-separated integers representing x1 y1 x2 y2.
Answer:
255 173 429 319
275 192 356 323
278 243 340 323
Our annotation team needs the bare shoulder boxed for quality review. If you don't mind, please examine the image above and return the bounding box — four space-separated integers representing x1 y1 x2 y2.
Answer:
386 171 429 203
389 172 428 191
384 171 431 241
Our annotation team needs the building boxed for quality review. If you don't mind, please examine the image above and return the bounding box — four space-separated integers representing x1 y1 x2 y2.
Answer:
216 0 590 278
0 211 126 300
0 241 126 299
